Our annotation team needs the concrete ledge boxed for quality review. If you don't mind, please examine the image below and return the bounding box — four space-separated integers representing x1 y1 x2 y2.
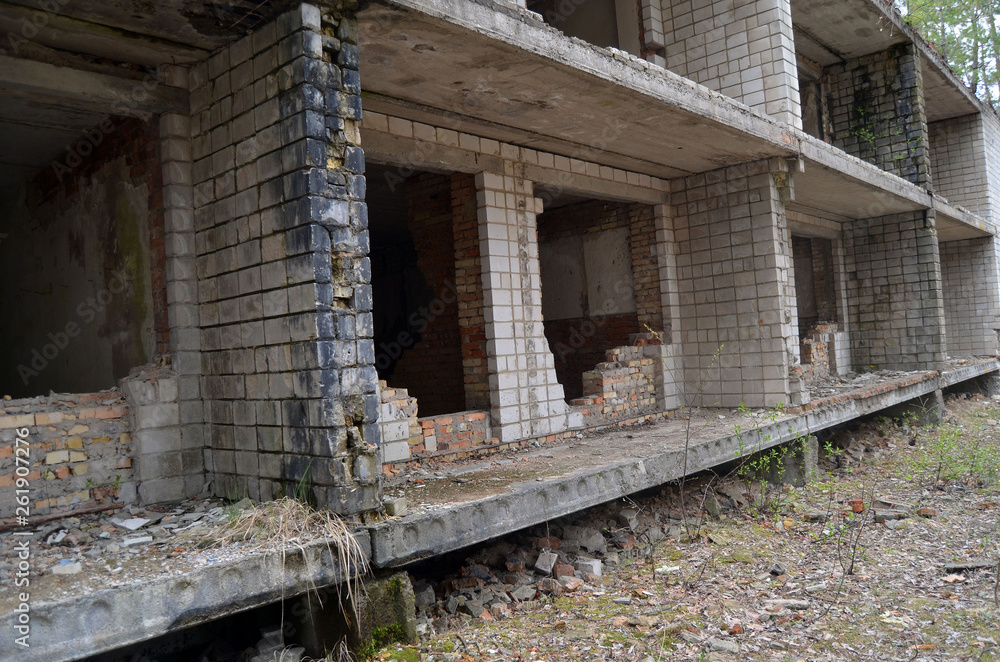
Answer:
367 363 998 567
0 532 370 662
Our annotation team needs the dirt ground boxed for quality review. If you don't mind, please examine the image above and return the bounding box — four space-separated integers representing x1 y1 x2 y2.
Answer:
374 393 1000 662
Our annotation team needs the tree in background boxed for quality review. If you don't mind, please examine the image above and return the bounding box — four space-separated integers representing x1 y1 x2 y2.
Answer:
900 0 1000 105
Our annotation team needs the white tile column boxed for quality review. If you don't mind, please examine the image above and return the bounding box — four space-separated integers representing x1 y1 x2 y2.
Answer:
475 171 581 442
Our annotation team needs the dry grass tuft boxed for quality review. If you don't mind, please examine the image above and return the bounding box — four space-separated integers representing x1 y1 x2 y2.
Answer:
217 497 370 627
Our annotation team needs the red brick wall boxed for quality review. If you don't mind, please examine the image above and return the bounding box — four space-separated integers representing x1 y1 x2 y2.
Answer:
452 173 490 410
0 391 133 518
811 238 837 323
390 174 466 415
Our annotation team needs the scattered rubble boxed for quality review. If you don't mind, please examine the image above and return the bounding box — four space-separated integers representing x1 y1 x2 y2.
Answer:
381 394 1000 662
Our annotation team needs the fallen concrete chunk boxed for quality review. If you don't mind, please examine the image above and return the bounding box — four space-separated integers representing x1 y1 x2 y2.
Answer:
574 557 601 577
706 637 740 653
534 549 557 574
121 536 153 547
52 561 82 575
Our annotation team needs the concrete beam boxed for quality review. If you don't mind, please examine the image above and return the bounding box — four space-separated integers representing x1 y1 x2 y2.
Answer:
0 55 187 119
0 532 369 662
362 128 670 205
366 361 999 567
0 2 208 67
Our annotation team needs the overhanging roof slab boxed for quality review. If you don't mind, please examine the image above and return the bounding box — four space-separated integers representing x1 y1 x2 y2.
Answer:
360 0 799 178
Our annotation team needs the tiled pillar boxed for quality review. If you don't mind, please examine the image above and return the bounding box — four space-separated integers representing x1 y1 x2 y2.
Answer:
940 237 1000 357
128 67 206 504
656 0 801 128
475 171 581 442
672 159 796 408
843 210 945 371
651 203 683 410
190 4 380 515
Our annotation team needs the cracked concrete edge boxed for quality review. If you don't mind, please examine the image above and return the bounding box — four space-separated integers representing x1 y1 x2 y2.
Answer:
0 531 371 662
367 363 999 567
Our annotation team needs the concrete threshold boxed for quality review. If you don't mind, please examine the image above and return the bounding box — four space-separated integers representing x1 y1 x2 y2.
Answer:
0 533 369 662
368 359 999 567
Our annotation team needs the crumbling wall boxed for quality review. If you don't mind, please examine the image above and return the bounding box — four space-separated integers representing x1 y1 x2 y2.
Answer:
576 337 661 425
657 0 801 127
452 173 490 411
378 382 422 463
843 210 945 371
0 118 162 399
0 391 134 518
929 113 990 217
191 5 380 514
539 200 662 399
940 237 1000 357
825 43 929 187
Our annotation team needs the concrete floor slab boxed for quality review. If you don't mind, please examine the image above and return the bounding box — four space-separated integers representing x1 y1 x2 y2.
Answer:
368 360 999 567
0 533 369 662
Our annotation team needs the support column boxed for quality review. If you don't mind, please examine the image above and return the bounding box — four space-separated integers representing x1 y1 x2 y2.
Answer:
655 0 801 128
843 210 946 371
475 171 581 442
825 43 929 186
128 67 206 505
190 4 379 515
651 203 683 410
940 237 1000 357
673 159 797 408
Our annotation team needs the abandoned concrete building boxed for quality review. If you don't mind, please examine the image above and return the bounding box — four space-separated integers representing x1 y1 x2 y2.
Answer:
3 0 1000 657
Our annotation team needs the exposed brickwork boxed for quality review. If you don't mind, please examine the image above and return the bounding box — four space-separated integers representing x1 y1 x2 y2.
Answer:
825 43 929 186
537 200 661 399
658 0 801 127
0 392 132 518
929 114 989 217
378 381 422 463
418 410 490 454
190 6 380 514
671 160 795 408
800 322 836 382
389 174 465 415
574 339 661 426
544 314 639 400
843 210 945 371
940 237 1000 357
452 173 490 410
34 120 168 353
